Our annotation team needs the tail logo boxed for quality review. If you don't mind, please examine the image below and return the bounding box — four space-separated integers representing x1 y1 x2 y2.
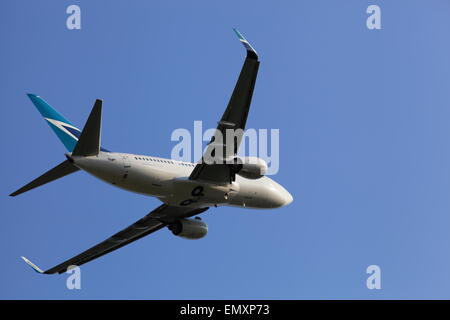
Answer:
45 118 81 140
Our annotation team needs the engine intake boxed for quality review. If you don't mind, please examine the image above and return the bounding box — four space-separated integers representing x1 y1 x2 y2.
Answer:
168 217 208 240
234 157 268 179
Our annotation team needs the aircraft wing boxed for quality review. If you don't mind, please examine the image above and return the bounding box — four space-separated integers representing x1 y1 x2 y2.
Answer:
22 204 208 274
189 29 260 184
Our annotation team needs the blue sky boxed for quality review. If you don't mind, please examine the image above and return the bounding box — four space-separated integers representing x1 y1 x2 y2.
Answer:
2 0 450 299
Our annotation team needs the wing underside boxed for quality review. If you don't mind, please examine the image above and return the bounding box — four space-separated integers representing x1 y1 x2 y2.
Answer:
189 29 260 184
23 204 208 274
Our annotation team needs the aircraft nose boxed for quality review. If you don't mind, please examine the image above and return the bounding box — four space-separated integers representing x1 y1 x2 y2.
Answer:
278 188 293 207
284 190 293 206
270 185 293 208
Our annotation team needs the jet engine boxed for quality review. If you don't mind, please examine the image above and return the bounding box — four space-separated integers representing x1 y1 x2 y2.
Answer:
168 217 208 239
234 157 268 179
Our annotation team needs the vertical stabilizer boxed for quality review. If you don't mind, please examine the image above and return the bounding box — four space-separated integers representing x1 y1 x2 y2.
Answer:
27 94 81 152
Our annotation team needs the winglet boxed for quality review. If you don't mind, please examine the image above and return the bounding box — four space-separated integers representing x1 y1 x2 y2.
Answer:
233 28 258 60
21 256 44 274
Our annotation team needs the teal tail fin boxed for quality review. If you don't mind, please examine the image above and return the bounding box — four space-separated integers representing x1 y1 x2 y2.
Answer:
27 94 82 152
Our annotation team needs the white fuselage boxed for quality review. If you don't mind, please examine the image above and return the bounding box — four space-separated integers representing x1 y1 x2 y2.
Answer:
69 151 293 209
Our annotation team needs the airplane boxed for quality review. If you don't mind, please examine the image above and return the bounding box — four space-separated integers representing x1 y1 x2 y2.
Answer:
11 29 293 275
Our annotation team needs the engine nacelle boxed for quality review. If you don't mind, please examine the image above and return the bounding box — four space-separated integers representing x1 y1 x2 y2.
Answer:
235 157 268 179
168 217 208 240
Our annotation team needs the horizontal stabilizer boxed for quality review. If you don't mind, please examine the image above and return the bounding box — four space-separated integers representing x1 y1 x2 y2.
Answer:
72 99 102 157
10 160 79 197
